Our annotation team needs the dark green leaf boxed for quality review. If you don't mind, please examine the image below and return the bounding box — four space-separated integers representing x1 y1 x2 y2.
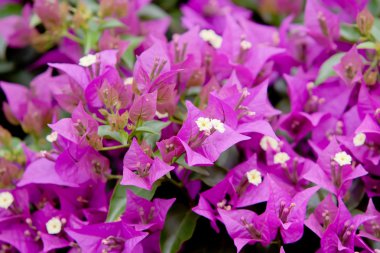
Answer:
0 4 22 18
0 62 14 74
0 37 6 60
126 181 160 200
160 204 199 253
346 179 366 210
106 182 127 222
315 53 345 85
106 181 159 222
175 155 210 176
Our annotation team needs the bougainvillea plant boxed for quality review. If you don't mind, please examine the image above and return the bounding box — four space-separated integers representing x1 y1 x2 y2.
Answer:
0 0 380 252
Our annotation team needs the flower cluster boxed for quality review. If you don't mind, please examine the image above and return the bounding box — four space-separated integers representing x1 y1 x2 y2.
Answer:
0 0 380 252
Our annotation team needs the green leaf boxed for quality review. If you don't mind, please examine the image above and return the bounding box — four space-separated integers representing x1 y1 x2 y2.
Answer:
106 182 127 222
371 18 380 41
83 20 101 54
106 181 159 222
0 37 6 60
175 155 210 176
126 181 160 200
340 24 361 42
0 4 22 18
192 166 226 187
346 179 366 210
121 36 144 69
136 120 170 135
98 125 128 144
139 4 168 20
0 61 14 73
160 204 199 253
357 41 377 49
315 53 345 85
100 18 125 30
135 120 170 147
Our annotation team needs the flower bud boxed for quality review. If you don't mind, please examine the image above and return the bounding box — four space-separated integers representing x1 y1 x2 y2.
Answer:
364 68 378 86
356 8 374 36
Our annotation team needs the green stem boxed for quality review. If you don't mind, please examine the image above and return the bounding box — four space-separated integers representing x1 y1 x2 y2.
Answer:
166 175 183 188
169 116 183 125
64 32 83 44
98 144 129 151
92 114 107 124
106 174 122 180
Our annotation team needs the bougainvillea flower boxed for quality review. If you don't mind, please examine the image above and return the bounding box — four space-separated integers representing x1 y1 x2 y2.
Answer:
305 194 339 238
49 102 101 148
192 178 236 232
266 176 319 243
219 208 276 252
17 158 78 187
320 198 374 253
333 46 363 86
304 139 367 196
359 199 380 243
66 221 148 252
304 0 340 49
55 145 110 185
0 5 36 48
121 139 174 190
121 190 175 232
177 98 249 166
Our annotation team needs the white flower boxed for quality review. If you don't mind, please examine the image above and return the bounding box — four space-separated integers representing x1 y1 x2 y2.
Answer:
196 117 213 132
333 151 352 166
353 133 366 147
0 192 14 209
211 119 225 133
46 217 62 235
274 152 290 165
46 131 58 143
260 136 279 151
124 77 134 86
79 54 97 67
199 29 223 49
246 169 262 186
155 111 168 119
240 40 252 50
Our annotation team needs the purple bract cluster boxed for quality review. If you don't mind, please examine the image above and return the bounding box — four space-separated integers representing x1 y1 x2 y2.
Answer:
0 0 380 252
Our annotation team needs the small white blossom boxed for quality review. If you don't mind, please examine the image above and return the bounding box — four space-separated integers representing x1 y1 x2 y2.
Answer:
240 40 252 50
46 131 58 143
79 54 97 67
124 77 134 86
353 133 366 147
274 152 290 165
246 169 262 186
196 117 213 132
199 29 223 49
46 217 62 235
211 119 225 133
155 111 168 119
333 151 352 166
0 192 14 209
260 136 279 151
